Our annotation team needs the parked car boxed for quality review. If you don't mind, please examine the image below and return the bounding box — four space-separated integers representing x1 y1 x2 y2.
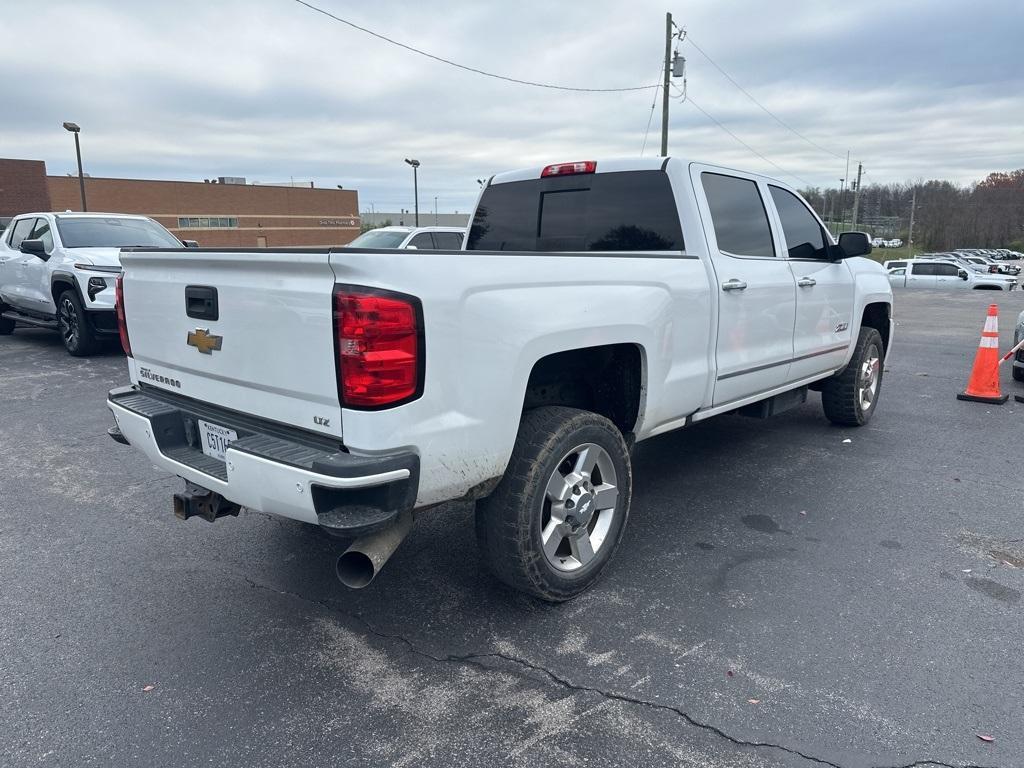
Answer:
955 253 1020 275
0 212 188 355
106 156 893 600
887 259 1016 290
345 226 466 250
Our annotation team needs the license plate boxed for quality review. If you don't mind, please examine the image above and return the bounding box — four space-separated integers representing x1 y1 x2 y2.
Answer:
197 419 237 462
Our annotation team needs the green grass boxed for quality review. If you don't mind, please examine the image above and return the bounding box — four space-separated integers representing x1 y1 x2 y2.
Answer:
868 245 915 264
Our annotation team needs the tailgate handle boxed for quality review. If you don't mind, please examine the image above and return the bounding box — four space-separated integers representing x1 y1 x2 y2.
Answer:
185 285 219 321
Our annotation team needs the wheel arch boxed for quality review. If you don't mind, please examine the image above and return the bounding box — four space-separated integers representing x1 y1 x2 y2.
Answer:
522 343 646 437
50 271 84 306
860 301 892 355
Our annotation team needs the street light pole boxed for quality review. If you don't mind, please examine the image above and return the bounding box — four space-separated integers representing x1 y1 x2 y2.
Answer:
404 158 420 227
63 121 87 211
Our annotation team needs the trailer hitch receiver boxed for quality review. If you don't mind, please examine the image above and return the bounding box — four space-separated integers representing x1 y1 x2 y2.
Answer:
173 482 241 522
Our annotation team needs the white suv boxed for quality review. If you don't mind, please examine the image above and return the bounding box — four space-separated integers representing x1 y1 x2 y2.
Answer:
0 212 185 355
344 226 466 250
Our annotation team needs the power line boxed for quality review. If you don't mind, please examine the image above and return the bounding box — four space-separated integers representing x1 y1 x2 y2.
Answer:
293 0 659 93
640 62 665 156
685 97 814 188
685 36 846 161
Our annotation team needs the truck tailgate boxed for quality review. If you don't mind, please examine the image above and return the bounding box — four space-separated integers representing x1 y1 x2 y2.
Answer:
119 249 342 439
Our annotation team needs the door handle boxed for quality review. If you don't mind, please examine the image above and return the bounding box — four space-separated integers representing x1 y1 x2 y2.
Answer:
721 279 748 292
797 277 817 287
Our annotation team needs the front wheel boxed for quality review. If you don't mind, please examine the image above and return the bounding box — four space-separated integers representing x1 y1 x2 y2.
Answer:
475 406 632 602
821 327 884 427
58 290 99 356
0 316 14 335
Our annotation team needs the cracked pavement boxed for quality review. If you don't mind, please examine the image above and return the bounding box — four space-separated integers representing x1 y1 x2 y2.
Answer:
2 290 1023 767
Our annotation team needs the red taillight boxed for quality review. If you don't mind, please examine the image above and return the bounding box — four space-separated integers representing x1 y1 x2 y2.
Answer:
541 161 597 178
115 274 132 357
333 288 421 408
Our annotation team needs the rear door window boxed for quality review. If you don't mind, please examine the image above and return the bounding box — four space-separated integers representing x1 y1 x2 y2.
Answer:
432 231 464 250
768 186 828 260
912 263 937 276
700 173 775 258
7 217 36 249
468 170 684 252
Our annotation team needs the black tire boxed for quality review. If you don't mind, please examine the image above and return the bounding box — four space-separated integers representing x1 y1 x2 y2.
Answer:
475 406 632 602
822 327 884 427
0 316 14 335
57 289 99 357
1013 366 1024 383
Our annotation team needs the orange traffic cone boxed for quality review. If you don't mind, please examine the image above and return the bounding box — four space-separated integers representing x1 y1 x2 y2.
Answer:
957 304 1008 404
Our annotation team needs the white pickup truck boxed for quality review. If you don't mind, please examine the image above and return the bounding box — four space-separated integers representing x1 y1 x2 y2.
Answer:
107 157 893 601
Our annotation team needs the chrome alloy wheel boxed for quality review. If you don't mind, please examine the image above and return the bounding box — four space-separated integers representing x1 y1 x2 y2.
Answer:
59 295 79 347
540 443 619 572
859 349 881 412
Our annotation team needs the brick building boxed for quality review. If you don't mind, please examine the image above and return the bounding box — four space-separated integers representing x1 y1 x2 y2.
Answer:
1 158 360 247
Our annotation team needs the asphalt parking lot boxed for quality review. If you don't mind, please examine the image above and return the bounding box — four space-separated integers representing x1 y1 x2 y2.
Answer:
3 289 1023 768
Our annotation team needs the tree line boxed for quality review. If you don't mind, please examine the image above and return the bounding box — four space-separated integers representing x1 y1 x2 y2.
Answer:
799 169 1024 251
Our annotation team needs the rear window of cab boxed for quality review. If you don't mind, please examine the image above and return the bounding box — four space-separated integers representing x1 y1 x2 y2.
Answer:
468 170 684 252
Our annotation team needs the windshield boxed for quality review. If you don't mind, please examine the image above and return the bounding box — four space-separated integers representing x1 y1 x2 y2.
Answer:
347 230 410 249
56 217 182 248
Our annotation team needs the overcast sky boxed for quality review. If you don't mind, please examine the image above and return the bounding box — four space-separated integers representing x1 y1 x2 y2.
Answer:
2 0 1022 212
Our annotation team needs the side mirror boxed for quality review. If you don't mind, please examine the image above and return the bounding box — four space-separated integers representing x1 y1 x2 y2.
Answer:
20 238 49 259
958 270 969 280
181 239 200 248
836 231 872 259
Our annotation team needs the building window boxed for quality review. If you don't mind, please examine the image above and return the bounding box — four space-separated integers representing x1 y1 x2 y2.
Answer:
177 216 238 228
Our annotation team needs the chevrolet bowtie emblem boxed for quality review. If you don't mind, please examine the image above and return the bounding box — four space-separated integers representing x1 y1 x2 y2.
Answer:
186 328 223 354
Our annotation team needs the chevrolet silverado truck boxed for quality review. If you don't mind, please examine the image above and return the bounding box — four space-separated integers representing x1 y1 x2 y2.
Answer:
106 157 893 601
0 212 190 355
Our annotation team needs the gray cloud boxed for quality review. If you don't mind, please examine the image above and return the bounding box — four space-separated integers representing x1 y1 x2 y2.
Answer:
2 0 1022 211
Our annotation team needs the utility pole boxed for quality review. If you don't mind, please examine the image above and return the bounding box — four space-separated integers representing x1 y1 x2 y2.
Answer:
907 186 917 257
838 178 846 231
434 196 438 226
851 162 863 228
660 12 672 157
842 151 850 229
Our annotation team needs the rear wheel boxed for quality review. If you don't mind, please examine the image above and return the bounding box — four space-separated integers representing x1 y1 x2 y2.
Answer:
475 406 632 602
0 316 14 335
822 327 884 427
58 290 99 356
1013 366 1024 383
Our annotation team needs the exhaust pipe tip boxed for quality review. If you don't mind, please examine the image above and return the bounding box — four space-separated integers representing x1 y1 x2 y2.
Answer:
332 509 414 589
336 550 377 589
